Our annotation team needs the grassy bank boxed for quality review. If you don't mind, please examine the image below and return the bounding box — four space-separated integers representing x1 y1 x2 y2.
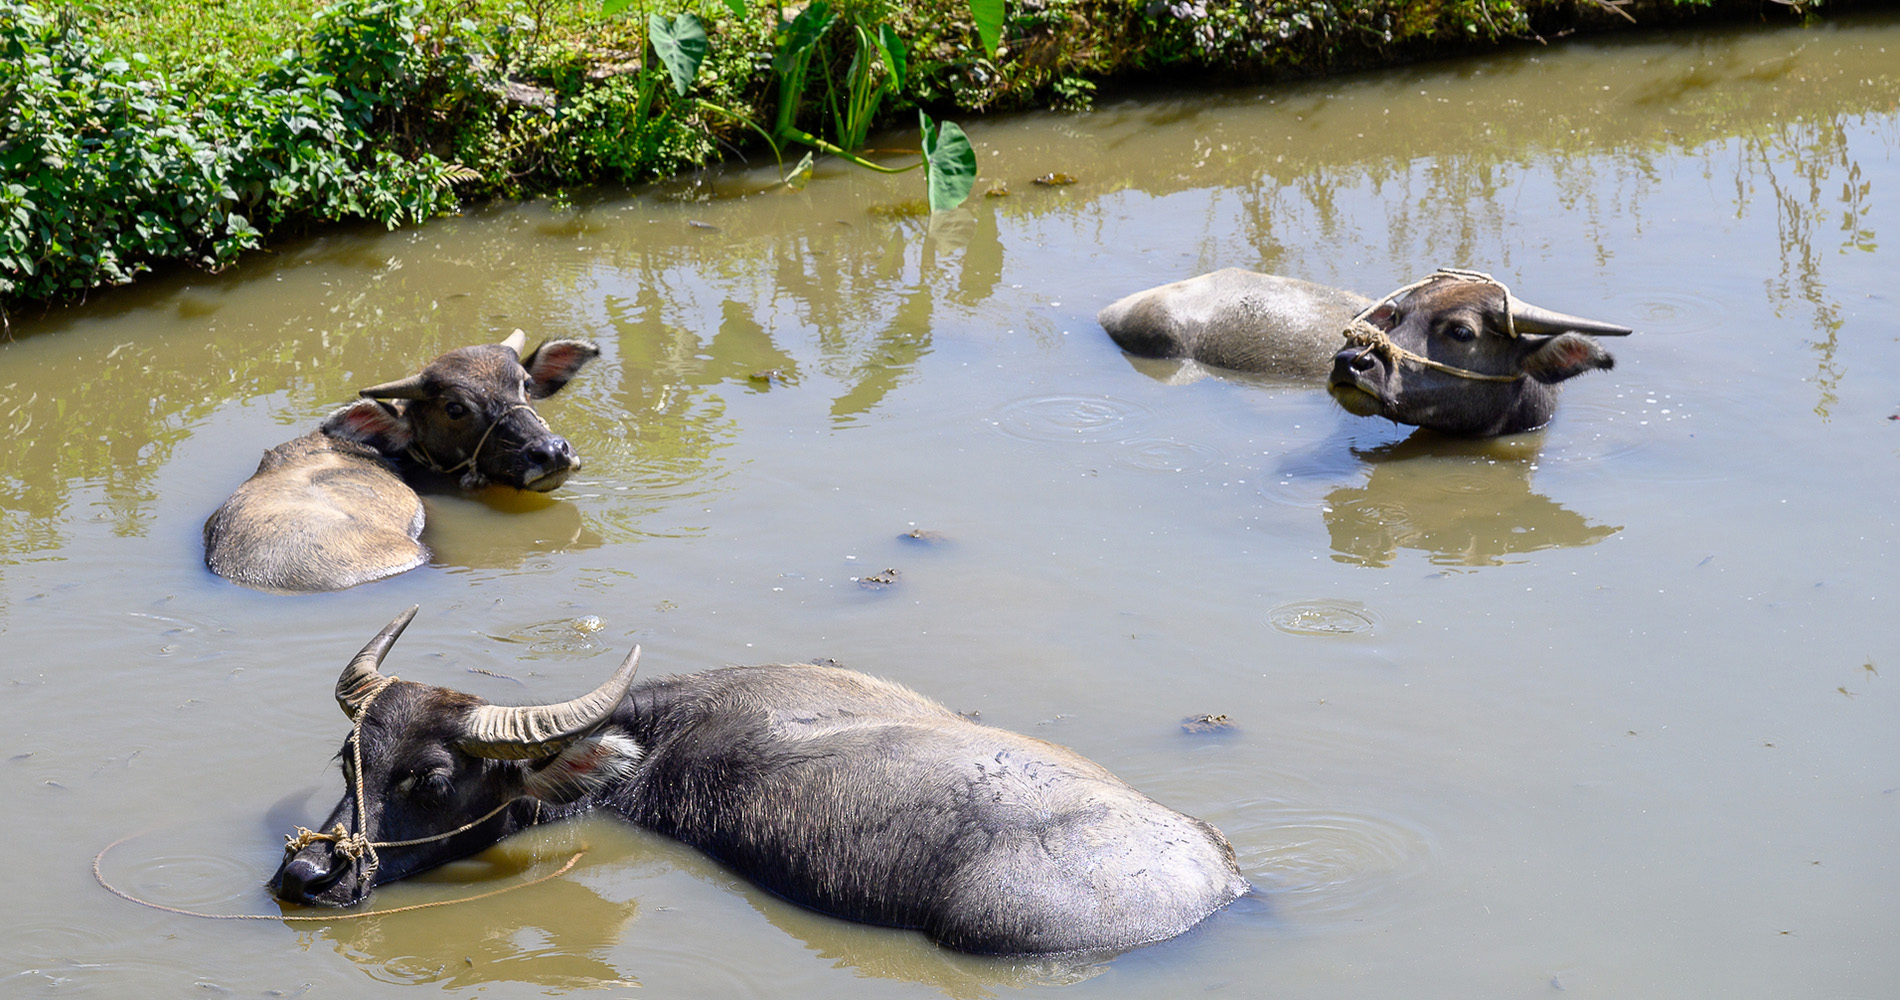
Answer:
3 0 1823 324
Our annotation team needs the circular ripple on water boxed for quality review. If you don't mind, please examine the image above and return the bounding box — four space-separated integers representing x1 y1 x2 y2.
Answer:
95 830 276 915
989 394 1155 445
1267 599 1380 637
1543 396 1731 484
1111 437 1223 474
1602 286 1727 337
1234 807 1434 930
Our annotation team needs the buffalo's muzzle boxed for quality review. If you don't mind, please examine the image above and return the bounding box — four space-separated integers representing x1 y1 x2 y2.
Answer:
518 436 580 492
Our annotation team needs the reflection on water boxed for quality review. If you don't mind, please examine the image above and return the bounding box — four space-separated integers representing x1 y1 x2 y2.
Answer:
1323 434 1620 568
421 488 602 572
306 819 1112 998
741 891 1111 1000
314 844 640 990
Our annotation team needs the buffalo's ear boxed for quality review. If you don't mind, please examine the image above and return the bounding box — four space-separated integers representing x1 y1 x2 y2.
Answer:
321 399 415 454
1363 302 1399 331
1522 332 1615 385
520 732 642 805
522 339 601 399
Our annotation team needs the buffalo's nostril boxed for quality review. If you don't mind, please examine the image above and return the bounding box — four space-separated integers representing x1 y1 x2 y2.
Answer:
275 854 338 902
527 437 577 469
1348 351 1377 373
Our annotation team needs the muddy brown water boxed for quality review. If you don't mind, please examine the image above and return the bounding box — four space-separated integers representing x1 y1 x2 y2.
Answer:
5 15 1898 998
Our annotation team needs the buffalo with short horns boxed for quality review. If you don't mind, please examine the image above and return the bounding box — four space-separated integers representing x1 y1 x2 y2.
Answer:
1098 268 1633 436
272 608 1250 956
203 330 598 593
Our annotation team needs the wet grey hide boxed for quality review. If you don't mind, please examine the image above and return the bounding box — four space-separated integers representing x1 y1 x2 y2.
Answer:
273 608 1251 956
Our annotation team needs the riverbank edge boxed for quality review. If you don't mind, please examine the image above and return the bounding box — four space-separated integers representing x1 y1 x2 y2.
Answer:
0 0 1847 323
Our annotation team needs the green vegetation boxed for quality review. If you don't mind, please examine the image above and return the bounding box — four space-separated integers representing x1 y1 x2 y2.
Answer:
3 0 1821 322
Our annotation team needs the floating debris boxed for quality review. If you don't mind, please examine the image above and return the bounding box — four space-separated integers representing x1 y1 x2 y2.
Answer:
857 568 902 590
985 182 1010 198
1180 713 1234 734
483 616 608 655
899 528 949 545
1032 172 1077 186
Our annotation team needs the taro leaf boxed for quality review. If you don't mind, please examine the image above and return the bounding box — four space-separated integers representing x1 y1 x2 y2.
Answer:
966 0 1003 60
875 23 907 93
920 111 976 213
649 13 710 97
720 0 747 17
773 2 836 75
601 0 638 16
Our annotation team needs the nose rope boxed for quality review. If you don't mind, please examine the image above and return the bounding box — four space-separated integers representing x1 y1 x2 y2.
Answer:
285 674 399 887
404 403 547 478
1340 268 1527 384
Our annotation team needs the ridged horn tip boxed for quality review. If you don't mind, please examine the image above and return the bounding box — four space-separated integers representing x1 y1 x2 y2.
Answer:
335 606 419 719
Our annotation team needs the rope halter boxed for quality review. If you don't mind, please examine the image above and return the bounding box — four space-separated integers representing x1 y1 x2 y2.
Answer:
1339 268 1527 384
404 403 549 480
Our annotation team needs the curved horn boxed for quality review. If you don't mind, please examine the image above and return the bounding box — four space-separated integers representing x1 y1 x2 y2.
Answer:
500 329 528 355
457 646 642 760
1510 300 1634 337
336 606 419 719
357 372 430 400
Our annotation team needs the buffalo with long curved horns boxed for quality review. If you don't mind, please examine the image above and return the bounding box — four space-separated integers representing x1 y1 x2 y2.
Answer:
274 608 1250 956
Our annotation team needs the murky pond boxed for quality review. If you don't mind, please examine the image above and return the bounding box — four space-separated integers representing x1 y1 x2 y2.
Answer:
5 13 1898 998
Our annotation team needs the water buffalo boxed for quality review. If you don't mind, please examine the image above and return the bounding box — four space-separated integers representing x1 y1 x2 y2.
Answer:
1098 268 1634 436
272 608 1250 956
203 331 598 593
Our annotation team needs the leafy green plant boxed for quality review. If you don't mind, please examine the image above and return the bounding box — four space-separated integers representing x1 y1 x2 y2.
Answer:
0 0 470 318
620 1 981 212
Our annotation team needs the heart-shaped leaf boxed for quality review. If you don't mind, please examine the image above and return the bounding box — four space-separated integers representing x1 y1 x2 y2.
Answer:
921 111 976 213
649 13 709 98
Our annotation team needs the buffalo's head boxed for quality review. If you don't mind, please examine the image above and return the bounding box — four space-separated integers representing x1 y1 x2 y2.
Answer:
1327 275 1633 436
321 330 600 491
271 607 643 908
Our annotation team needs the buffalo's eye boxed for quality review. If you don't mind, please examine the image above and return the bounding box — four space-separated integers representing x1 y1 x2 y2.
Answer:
1444 323 1476 343
443 401 470 419
401 771 454 804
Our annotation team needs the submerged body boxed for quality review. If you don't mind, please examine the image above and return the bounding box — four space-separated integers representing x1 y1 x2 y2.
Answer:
1099 268 1634 436
202 432 425 593
1098 270 1367 379
273 610 1249 955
